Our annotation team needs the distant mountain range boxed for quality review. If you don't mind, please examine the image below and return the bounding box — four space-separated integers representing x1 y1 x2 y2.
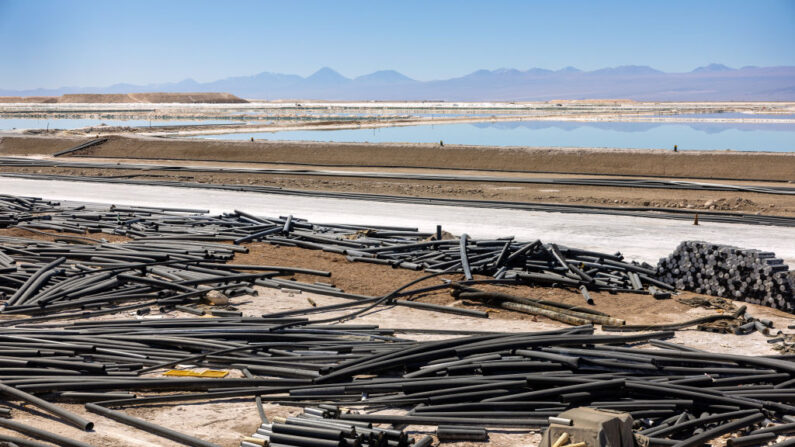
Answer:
3 64 794 101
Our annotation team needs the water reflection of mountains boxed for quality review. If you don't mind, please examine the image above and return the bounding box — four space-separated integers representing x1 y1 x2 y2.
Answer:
470 121 794 134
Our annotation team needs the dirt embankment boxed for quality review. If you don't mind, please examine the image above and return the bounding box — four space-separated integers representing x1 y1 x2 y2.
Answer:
0 96 60 103
0 92 247 103
2 135 794 181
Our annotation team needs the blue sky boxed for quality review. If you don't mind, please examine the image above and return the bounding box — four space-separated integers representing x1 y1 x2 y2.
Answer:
0 0 793 89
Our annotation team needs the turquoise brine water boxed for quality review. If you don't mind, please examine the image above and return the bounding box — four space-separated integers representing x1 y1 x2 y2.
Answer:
195 120 795 152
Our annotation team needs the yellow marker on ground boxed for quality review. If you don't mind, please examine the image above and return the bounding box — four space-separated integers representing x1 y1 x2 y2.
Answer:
163 369 228 378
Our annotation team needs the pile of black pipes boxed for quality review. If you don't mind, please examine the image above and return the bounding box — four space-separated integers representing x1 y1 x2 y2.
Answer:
242 405 431 447
0 195 682 320
339 236 670 299
0 320 792 446
0 194 63 227
0 233 333 321
734 311 777 336
3 194 791 314
657 241 794 312
0 195 793 446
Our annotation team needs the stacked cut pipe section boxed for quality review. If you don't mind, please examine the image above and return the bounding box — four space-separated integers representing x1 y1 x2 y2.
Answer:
657 241 794 312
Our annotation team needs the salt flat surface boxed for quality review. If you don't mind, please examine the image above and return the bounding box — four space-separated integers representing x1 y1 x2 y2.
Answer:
3 176 794 264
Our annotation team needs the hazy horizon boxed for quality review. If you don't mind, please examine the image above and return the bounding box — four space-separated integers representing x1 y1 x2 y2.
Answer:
5 63 794 92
